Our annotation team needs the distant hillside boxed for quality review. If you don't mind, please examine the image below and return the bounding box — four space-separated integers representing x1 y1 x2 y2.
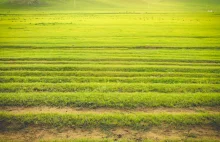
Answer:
0 0 219 12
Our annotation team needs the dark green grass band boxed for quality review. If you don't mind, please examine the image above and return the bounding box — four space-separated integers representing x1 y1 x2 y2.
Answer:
0 112 219 130
0 61 219 67
1 71 219 78
0 93 219 108
0 65 219 73
0 83 219 93
0 59 220 64
0 76 219 84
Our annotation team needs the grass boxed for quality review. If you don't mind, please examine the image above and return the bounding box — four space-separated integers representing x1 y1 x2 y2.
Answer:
0 13 219 47
1 83 220 93
0 65 219 73
0 47 219 142
1 47 219 60
1 112 219 130
0 0 220 12
0 93 219 108
1 76 219 84
1 71 219 78
0 0 220 141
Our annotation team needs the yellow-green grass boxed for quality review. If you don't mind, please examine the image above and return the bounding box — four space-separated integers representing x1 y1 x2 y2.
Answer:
1 71 219 78
0 0 220 13
0 64 219 73
1 76 219 84
0 47 219 106
1 47 219 60
0 61 219 67
0 93 219 108
1 83 220 93
0 13 219 47
0 0 219 47
0 112 219 130
0 0 220 141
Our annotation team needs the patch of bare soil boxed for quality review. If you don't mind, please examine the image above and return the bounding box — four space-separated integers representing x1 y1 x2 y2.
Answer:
110 126 220 141
1 106 219 114
0 126 219 142
0 127 105 142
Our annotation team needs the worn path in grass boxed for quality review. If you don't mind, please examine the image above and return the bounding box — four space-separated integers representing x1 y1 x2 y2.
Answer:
0 126 220 142
1 106 220 114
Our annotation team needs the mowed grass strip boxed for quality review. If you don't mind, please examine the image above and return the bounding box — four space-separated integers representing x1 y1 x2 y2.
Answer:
0 61 219 67
0 64 219 73
0 76 219 84
0 83 219 93
1 48 219 63
1 71 219 78
0 93 219 108
0 57 219 63
0 112 219 130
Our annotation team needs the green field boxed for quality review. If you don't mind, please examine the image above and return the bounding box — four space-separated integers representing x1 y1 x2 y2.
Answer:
0 13 220 47
0 0 220 141
0 0 220 47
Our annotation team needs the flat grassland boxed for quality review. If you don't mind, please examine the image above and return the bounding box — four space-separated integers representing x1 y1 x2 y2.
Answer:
0 0 220 141
0 13 220 47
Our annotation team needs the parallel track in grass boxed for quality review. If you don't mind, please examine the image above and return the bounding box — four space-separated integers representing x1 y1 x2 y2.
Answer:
1 93 219 108
0 47 219 141
1 76 219 84
1 112 219 129
1 47 219 106
0 0 220 140
1 71 219 78
1 83 219 93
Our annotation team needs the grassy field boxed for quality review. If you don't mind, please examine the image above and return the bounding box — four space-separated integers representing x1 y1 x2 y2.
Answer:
0 0 220 47
0 13 219 47
0 0 220 141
